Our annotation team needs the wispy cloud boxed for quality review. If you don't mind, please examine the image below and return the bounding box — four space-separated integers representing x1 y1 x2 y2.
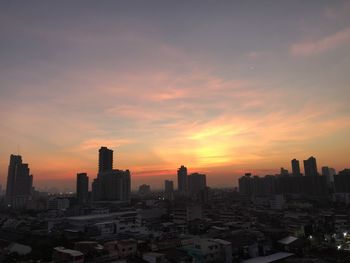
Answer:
290 27 350 56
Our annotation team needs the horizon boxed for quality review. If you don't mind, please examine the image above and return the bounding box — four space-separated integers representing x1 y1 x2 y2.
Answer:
0 149 346 191
1 1 350 191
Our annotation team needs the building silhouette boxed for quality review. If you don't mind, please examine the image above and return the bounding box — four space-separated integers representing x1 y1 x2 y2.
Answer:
5 154 33 208
291 159 301 176
99 146 113 173
280 167 289 176
177 165 188 194
303 156 318 176
334 169 350 193
238 172 328 196
164 180 174 200
92 147 131 202
138 184 151 195
188 173 207 197
76 173 89 204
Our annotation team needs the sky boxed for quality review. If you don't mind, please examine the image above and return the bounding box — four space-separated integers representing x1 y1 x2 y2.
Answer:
1 0 350 191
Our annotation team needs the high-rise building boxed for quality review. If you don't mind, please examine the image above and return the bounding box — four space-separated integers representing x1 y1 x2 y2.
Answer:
93 147 131 202
99 146 113 174
291 159 301 176
188 173 206 197
92 169 131 201
76 173 89 204
5 154 33 208
164 180 174 200
165 180 174 192
303 156 318 176
177 165 188 194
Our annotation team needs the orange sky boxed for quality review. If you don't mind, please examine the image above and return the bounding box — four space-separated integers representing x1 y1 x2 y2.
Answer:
1 1 350 191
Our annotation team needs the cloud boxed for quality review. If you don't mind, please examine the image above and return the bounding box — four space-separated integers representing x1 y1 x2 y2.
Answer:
290 27 350 56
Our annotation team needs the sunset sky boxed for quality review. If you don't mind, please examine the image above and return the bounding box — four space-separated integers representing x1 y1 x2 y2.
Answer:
1 1 350 191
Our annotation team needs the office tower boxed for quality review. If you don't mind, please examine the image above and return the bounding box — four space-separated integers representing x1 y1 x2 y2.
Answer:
76 173 89 204
303 156 318 176
280 167 289 176
188 173 206 197
138 184 151 195
93 147 131 202
5 154 33 208
291 159 301 176
99 146 113 174
177 165 188 194
164 180 174 201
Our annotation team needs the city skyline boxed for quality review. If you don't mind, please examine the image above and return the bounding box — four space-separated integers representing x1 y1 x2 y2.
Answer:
1 1 350 190
1 148 346 191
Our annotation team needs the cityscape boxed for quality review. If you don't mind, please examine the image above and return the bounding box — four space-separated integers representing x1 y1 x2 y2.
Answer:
1 147 350 262
1 1 350 263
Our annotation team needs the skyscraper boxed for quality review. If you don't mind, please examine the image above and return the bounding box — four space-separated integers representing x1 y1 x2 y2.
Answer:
5 154 33 208
164 180 174 200
303 156 318 176
93 147 131 202
188 173 207 197
165 180 174 192
76 173 89 204
99 146 113 174
177 165 188 194
291 159 301 176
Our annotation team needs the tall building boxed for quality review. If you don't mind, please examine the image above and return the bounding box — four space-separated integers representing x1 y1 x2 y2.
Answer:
165 180 174 192
92 170 131 201
188 173 206 197
177 165 188 194
76 173 89 204
5 154 33 208
99 146 113 174
164 180 174 201
92 147 131 202
303 156 318 176
291 159 301 176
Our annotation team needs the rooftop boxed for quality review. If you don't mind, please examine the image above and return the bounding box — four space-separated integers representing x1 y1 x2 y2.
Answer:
278 236 298 245
242 252 294 263
54 247 84 257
